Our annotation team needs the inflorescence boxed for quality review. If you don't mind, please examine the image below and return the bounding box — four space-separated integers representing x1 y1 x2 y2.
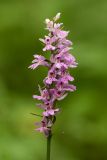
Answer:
29 13 78 137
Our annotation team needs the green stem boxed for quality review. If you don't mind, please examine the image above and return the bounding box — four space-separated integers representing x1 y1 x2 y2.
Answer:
47 134 52 160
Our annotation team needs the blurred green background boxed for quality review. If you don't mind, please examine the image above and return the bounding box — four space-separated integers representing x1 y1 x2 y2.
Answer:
0 0 107 160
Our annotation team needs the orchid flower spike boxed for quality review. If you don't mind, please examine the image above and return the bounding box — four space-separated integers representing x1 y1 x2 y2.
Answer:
29 13 78 137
